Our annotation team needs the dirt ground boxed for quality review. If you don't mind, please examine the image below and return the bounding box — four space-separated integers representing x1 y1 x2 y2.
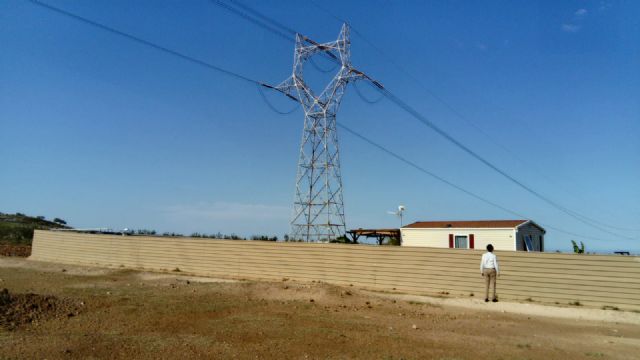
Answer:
0 257 639 359
0 244 31 257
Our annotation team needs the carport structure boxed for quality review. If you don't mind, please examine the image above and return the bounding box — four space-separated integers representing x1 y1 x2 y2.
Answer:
347 228 401 245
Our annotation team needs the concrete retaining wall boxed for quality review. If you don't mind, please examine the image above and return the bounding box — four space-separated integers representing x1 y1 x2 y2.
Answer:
30 230 640 310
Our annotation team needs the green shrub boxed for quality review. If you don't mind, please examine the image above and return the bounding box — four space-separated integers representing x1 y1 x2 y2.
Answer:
571 240 585 254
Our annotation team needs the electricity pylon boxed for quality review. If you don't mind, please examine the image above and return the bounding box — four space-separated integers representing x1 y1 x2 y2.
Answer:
266 24 382 242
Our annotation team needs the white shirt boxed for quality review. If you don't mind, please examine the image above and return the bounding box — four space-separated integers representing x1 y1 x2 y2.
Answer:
480 252 499 274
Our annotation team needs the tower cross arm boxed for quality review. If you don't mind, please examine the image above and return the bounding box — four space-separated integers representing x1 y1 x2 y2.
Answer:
296 35 340 61
261 77 301 103
260 66 384 106
347 67 384 89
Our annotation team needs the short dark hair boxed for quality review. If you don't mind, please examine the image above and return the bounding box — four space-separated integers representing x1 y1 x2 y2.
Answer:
486 244 494 252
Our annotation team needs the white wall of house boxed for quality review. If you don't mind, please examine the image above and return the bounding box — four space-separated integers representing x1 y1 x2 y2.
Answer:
400 227 516 251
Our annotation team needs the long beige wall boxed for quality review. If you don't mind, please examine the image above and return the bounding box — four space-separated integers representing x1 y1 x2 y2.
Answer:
30 230 640 310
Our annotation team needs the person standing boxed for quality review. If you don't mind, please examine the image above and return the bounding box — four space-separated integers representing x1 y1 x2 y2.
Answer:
480 244 499 302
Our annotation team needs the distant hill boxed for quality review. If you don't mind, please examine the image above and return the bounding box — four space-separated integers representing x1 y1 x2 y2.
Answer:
0 212 71 245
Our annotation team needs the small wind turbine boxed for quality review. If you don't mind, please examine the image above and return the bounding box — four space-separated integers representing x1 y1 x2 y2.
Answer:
387 205 406 227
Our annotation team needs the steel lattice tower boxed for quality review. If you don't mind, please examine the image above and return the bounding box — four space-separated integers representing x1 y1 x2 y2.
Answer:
270 24 380 242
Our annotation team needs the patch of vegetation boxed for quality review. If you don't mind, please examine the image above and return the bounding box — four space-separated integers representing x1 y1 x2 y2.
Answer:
250 235 278 241
162 232 185 237
329 235 355 244
571 240 585 254
516 343 532 349
585 352 604 358
384 236 401 246
601 305 619 311
0 212 70 245
569 300 582 306
188 232 245 240
134 229 156 235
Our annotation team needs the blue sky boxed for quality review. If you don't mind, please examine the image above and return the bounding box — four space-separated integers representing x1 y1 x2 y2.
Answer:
1 0 639 252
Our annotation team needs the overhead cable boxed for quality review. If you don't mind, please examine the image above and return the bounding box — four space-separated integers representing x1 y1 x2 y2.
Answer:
28 0 261 85
29 0 636 241
256 84 298 115
208 0 293 42
376 87 637 241
337 123 619 243
308 56 340 73
210 0 340 69
228 0 297 36
353 81 384 104
308 0 640 233
28 0 294 114
206 0 637 240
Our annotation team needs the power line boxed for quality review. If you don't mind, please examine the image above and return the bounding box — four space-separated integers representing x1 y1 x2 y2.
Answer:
208 0 293 42
28 0 261 86
337 124 620 243
208 0 639 239
208 0 339 74
376 87 638 241
353 81 384 104
307 0 640 233
308 0 552 179
228 0 297 36
256 84 298 115
338 124 528 219
203 0 638 240
206 1 386 103
308 55 340 73
28 1 637 242
27 0 293 122
561 209 640 232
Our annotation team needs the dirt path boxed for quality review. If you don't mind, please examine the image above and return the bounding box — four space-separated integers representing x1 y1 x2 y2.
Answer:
365 291 640 326
0 257 638 359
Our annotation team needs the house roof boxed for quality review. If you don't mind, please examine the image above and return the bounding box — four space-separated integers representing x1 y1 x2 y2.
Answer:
403 220 530 229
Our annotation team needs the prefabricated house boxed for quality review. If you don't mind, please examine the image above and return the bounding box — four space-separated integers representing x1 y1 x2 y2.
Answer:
400 220 545 251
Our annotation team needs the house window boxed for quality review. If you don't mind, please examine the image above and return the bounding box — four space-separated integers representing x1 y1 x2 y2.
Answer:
454 235 468 249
